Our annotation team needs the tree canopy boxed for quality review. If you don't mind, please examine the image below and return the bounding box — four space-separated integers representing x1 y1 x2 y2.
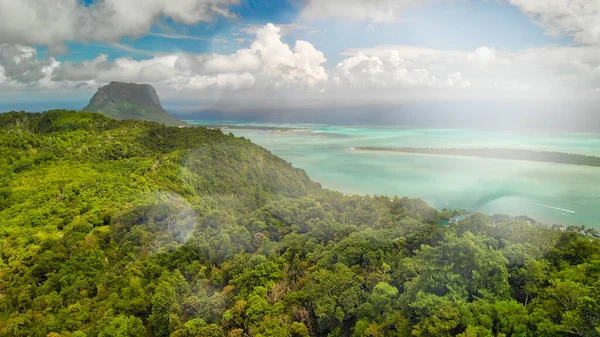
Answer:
0 110 598 337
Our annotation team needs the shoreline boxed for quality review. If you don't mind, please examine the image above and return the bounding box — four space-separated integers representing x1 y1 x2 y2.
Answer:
190 124 310 132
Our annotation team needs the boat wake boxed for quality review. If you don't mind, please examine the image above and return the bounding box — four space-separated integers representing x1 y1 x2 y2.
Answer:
529 202 575 214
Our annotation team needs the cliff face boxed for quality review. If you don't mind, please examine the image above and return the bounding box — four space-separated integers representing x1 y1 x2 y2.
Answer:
83 82 185 126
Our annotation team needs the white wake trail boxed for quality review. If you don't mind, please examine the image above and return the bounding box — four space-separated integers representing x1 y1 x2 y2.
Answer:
529 202 576 214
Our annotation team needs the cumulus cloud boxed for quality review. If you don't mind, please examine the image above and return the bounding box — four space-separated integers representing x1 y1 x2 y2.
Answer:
333 49 476 90
53 54 182 84
3 37 600 106
2 20 600 109
446 72 471 88
250 25 328 88
334 44 600 100
0 0 239 49
1 24 327 96
334 52 439 87
509 0 600 45
0 44 59 88
301 0 438 23
467 47 497 68
239 23 322 36
333 47 471 89
202 50 262 74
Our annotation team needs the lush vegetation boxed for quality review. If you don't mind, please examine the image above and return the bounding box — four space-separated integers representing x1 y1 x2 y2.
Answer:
0 110 599 337
356 147 600 167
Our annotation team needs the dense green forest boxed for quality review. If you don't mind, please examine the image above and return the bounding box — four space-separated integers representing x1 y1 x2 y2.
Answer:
0 110 599 337
356 147 600 167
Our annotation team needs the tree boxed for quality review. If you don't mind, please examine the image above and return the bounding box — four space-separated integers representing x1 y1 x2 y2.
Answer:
97 315 146 337
170 318 225 337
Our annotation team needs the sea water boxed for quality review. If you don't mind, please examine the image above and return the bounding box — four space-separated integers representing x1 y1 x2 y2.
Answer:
188 121 600 228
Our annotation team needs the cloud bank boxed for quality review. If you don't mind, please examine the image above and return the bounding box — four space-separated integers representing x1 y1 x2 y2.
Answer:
2 23 600 110
0 0 239 50
0 0 600 113
0 24 328 102
509 0 600 45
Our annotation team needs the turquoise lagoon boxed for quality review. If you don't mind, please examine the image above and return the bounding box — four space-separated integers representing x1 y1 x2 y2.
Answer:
188 121 600 228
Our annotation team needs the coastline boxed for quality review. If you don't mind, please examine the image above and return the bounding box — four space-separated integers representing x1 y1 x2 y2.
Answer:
190 124 310 132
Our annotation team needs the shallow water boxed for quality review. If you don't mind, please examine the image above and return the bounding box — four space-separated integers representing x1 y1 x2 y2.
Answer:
189 121 600 228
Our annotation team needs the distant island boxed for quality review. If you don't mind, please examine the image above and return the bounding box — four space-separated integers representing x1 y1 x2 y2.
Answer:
355 147 600 167
83 81 185 126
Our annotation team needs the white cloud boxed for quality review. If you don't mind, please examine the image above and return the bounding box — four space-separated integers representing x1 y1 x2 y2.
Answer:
186 73 257 91
2 22 600 109
0 44 59 88
1 24 327 96
202 50 263 74
446 72 471 88
335 52 400 87
334 44 600 100
333 49 476 89
0 0 239 49
53 54 183 84
334 47 467 89
467 46 497 68
0 65 6 84
239 23 322 36
249 24 328 89
509 0 600 45
301 0 438 23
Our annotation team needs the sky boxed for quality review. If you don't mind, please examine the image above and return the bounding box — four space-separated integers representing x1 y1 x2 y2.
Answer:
0 0 600 127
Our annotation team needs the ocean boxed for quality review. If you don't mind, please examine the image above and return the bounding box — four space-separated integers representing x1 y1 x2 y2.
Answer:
188 121 600 228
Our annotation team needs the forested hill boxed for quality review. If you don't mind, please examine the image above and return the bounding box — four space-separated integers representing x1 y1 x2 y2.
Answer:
0 110 599 337
0 110 318 210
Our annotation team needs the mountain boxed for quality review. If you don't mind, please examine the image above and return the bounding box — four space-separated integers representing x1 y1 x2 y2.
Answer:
82 81 185 126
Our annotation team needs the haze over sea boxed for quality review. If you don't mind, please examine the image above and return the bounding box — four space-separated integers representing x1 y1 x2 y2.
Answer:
189 121 600 229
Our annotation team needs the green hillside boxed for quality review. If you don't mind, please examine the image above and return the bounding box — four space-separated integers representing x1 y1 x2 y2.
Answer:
0 111 598 337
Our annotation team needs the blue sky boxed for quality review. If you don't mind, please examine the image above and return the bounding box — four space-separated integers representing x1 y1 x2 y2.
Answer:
55 0 568 64
63 0 302 61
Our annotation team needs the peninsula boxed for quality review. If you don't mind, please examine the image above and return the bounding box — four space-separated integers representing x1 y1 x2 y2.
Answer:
355 147 600 167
